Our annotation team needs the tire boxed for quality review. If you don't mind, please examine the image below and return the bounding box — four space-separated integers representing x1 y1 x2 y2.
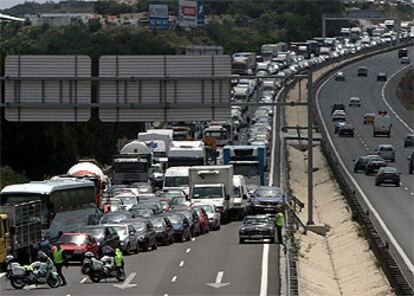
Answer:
47 275 61 288
239 238 244 244
153 242 158 250
89 275 101 283
10 278 25 289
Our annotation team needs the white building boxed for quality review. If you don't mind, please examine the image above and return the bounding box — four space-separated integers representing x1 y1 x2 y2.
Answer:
26 13 98 27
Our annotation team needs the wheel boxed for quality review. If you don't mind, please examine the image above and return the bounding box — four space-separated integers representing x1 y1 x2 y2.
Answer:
10 278 25 289
47 275 61 288
396 182 400 187
239 238 244 244
89 275 101 283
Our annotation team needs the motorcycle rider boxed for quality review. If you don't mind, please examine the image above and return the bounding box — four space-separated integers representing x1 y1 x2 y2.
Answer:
114 248 124 272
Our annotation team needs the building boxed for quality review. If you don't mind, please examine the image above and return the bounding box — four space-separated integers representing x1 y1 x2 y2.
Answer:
26 13 98 27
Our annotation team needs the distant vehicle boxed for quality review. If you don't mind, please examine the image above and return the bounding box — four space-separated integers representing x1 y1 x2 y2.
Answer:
59 232 99 262
149 216 175 246
80 225 121 252
122 219 157 252
129 207 156 218
404 134 414 147
251 186 284 214
373 113 391 137
338 123 354 137
232 52 257 75
363 113 376 125
376 144 395 162
353 156 370 173
331 103 345 115
332 109 347 121
108 223 140 254
400 57 410 64
348 97 361 107
398 48 408 58
377 72 387 81
375 167 400 187
334 121 346 134
365 157 388 175
408 152 414 174
159 212 192 242
334 72 345 81
239 215 275 244
357 66 368 77
171 208 201 237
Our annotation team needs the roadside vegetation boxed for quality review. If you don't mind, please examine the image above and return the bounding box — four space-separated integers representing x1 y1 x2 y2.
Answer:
397 69 414 110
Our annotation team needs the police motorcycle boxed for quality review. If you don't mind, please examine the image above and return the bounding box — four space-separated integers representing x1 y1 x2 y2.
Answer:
81 252 125 283
5 253 61 289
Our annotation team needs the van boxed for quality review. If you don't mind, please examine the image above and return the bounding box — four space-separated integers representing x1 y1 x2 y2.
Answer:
230 175 251 219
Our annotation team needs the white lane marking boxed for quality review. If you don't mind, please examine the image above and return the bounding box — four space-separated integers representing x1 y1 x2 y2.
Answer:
404 187 408 191
185 248 191 253
66 294 71 296
163 294 169 296
259 243 270 296
381 64 413 133
191 237 196 242
410 192 414 196
80 277 88 284
179 260 184 268
0 272 6 279
171 275 177 282
316 67 414 274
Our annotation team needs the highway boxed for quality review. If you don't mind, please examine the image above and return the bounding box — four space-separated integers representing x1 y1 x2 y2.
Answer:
316 46 414 275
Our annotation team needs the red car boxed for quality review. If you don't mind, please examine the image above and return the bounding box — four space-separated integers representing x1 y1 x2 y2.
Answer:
193 207 210 234
58 233 99 262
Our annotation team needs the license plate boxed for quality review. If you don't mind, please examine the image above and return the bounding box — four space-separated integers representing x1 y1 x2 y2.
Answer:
252 235 263 239
264 207 274 211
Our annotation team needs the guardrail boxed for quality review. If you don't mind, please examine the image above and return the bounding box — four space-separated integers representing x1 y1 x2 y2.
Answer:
281 39 414 296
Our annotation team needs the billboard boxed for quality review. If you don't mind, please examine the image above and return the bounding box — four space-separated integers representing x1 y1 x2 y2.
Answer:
149 4 169 29
197 0 204 28
179 0 197 28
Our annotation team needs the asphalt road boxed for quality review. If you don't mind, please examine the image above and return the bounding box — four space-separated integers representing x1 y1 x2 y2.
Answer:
316 47 414 271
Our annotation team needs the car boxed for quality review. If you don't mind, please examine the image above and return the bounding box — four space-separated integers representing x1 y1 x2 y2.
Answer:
252 186 284 214
193 207 210 234
401 57 410 64
348 97 361 107
193 203 221 230
122 218 158 251
353 156 370 173
357 66 368 77
377 72 387 81
159 212 192 242
100 211 134 224
334 121 346 134
108 223 140 254
156 190 186 201
58 232 99 262
113 192 138 211
398 48 408 58
332 110 347 121
404 134 414 147
239 215 276 244
171 208 201 237
129 207 156 218
365 156 388 175
363 113 376 125
331 103 345 115
80 225 121 252
409 152 414 174
170 197 192 209
338 123 354 137
149 216 175 246
335 71 345 81
376 144 395 162
375 167 400 187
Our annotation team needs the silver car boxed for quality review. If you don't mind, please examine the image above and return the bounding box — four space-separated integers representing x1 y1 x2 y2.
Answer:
376 144 395 162
107 223 139 254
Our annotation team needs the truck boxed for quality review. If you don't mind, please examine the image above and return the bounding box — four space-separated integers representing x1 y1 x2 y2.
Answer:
0 201 42 265
231 52 256 75
289 42 311 59
373 111 392 137
189 165 234 224
203 125 233 148
260 42 288 61
223 145 266 186
163 166 191 196
168 141 206 167
137 129 173 158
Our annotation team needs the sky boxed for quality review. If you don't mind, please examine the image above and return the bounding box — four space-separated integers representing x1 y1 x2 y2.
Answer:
0 0 51 10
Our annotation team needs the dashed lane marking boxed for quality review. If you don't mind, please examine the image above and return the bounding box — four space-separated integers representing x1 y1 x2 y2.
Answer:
179 261 184 268
185 248 191 253
410 192 413 196
191 237 196 242
80 277 88 284
171 276 177 282
404 187 408 191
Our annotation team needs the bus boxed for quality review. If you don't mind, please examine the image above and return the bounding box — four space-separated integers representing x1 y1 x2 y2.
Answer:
0 179 96 228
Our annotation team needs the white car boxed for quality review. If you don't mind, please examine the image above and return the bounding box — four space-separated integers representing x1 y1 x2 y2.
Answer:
348 97 361 107
376 144 396 162
332 109 347 121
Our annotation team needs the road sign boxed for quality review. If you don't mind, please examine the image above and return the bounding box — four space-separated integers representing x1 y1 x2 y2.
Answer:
179 0 198 28
98 55 231 122
149 4 169 30
4 55 91 122
197 0 205 28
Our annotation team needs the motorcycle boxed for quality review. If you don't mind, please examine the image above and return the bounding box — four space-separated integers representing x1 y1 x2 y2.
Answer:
81 252 125 283
6 261 61 289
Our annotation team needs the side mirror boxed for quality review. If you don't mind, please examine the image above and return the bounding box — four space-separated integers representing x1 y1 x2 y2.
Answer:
243 194 248 200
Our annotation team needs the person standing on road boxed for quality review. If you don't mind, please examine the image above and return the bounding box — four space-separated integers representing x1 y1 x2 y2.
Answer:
52 242 68 286
275 211 285 245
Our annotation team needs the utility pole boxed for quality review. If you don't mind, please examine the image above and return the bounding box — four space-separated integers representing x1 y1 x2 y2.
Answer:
307 69 314 225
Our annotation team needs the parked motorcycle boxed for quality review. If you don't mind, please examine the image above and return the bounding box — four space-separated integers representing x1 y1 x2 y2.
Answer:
5 257 61 289
81 252 125 283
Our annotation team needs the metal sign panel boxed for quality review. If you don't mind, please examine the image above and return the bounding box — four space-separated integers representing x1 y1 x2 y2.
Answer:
99 55 231 122
4 55 91 121
149 4 169 30
178 0 197 28
197 0 205 28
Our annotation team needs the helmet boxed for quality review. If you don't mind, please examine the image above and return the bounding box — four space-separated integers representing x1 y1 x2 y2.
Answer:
37 251 48 263
84 252 95 258
5 255 14 265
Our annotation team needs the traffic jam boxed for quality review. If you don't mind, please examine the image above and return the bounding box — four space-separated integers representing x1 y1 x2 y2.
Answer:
1 23 412 290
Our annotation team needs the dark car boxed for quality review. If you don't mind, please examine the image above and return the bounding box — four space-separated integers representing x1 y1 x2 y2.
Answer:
252 186 284 214
353 156 370 173
375 167 400 187
398 48 408 58
338 123 354 137
108 223 140 254
100 211 134 224
334 71 345 81
404 134 414 147
377 72 387 81
409 152 414 174
171 208 201 237
357 66 368 77
149 216 175 246
122 218 158 251
159 212 192 242
331 103 345 115
239 215 275 244
80 225 121 252
365 157 388 175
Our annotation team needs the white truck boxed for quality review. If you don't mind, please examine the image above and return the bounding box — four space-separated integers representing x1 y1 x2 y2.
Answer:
163 166 191 196
168 141 206 167
137 129 173 158
189 165 234 224
373 113 391 137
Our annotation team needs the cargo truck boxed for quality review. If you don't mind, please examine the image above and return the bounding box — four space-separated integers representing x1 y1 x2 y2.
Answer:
373 111 392 137
189 165 234 224
231 52 256 75
0 201 42 266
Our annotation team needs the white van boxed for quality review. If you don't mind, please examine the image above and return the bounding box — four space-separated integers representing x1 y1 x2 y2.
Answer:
230 175 251 219
163 167 190 196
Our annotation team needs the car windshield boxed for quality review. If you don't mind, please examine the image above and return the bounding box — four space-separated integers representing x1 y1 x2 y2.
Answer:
171 197 189 206
165 215 183 224
84 228 104 240
380 146 393 151
192 187 222 199
118 196 137 204
151 218 166 229
200 205 214 214
243 217 270 225
164 176 188 187
381 167 397 173
59 234 87 246
103 213 128 222
234 186 242 198
130 222 146 232
112 226 128 239
233 163 259 177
